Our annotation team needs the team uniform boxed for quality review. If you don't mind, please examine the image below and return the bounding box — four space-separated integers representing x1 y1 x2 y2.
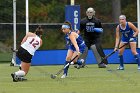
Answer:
11 26 43 82
61 29 86 78
80 17 108 66
65 31 86 54
17 36 41 63
117 22 140 70
119 22 137 43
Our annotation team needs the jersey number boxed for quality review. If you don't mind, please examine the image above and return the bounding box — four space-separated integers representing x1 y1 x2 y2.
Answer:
29 38 39 48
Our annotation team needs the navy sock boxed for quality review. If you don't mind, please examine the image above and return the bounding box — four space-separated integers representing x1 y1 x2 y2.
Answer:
134 54 140 66
63 61 69 76
119 55 124 67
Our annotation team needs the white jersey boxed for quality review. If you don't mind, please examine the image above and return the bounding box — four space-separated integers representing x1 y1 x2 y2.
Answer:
21 36 41 55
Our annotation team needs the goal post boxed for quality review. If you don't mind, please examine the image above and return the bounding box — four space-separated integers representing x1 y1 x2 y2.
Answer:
137 0 140 48
11 0 17 66
11 0 29 66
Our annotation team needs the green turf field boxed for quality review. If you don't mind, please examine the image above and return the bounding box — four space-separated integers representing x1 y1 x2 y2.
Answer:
0 63 140 93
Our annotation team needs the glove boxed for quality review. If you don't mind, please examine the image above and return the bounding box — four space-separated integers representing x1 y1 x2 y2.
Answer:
93 28 103 33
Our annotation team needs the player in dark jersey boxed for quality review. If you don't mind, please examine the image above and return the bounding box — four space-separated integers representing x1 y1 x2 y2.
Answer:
114 15 140 70
78 7 107 68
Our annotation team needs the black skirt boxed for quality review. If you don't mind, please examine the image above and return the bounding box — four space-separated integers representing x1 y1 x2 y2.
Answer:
16 47 32 63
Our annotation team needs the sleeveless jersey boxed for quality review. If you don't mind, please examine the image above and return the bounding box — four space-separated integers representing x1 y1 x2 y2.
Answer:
65 31 86 53
119 22 134 40
65 31 85 47
21 35 41 55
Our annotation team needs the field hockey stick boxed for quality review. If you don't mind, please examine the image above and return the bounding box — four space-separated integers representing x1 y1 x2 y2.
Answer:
50 55 78 79
100 41 130 63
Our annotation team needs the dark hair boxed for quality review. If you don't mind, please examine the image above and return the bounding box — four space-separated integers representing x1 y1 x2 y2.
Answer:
63 21 73 31
35 25 43 36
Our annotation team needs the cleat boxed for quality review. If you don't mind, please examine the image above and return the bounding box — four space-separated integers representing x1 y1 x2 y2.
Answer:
98 63 107 68
138 66 140 70
18 77 27 81
117 66 124 70
61 74 67 79
11 73 18 82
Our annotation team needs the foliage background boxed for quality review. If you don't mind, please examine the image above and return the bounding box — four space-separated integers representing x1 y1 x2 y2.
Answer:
0 0 137 51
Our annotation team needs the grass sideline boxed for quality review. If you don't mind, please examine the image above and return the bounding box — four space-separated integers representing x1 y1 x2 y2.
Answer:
0 63 140 93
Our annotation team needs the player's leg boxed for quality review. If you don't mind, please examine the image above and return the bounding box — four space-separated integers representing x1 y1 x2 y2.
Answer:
73 43 87 69
11 47 31 82
72 51 85 69
61 49 73 78
78 46 88 67
11 62 30 82
90 43 107 68
117 42 126 70
130 42 140 70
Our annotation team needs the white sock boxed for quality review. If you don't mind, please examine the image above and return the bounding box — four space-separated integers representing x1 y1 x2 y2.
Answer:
70 62 74 65
15 70 25 77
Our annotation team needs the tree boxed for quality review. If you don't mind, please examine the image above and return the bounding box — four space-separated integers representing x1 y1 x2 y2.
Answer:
112 0 121 23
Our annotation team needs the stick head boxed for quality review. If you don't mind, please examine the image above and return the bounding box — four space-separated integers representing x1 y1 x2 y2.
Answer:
50 74 57 79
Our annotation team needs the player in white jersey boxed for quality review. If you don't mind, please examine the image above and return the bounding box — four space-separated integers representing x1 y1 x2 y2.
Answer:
11 26 43 82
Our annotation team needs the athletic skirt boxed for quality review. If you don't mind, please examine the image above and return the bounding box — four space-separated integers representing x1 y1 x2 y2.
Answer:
16 47 32 63
68 43 86 54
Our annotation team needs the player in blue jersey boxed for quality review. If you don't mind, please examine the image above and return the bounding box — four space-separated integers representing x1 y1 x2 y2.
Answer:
61 21 86 78
114 15 140 70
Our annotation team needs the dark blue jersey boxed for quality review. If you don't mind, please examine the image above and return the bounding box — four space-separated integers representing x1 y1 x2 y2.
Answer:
65 31 84 46
65 31 86 53
119 22 134 38
119 22 135 42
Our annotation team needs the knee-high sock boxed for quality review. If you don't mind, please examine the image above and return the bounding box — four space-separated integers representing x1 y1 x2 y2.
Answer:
134 54 140 66
119 55 124 67
63 61 69 76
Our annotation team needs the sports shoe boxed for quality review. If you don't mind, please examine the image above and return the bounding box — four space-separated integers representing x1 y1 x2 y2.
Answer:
18 77 27 81
138 66 140 70
117 66 124 70
11 73 18 82
98 63 107 68
61 74 67 79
